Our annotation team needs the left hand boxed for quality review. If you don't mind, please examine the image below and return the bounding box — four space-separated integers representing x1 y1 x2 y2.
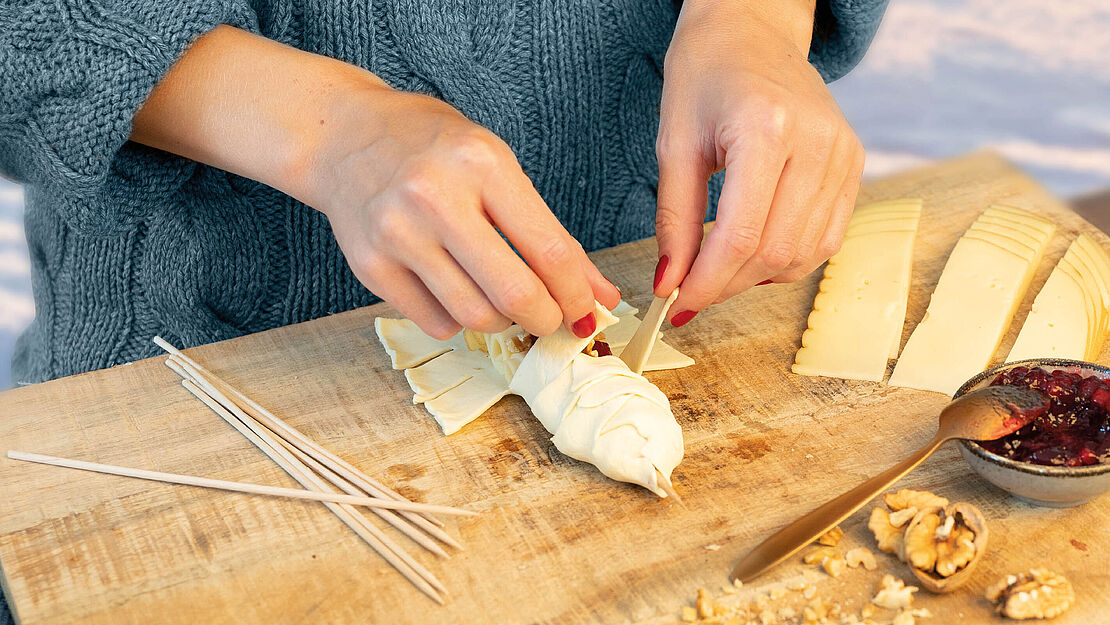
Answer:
653 0 865 325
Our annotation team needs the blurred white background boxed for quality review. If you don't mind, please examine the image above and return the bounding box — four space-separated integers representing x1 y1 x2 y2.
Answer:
0 0 1108 388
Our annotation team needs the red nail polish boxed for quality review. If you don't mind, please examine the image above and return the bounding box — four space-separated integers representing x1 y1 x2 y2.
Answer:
653 255 670 290
572 313 596 338
670 309 697 328
757 279 774 286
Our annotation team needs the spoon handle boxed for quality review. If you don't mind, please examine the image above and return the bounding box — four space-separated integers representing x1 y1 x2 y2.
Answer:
730 434 948 583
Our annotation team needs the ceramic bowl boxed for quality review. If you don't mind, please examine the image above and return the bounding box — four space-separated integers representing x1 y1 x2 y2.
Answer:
955 358 1110 507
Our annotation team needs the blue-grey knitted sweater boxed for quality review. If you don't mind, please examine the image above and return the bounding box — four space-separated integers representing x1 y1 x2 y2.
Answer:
0 0 887 385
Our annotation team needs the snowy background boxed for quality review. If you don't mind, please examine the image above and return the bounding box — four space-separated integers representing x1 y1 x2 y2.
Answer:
1 0 1108 388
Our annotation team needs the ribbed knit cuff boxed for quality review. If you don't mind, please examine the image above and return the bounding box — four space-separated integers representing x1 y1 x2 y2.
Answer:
0 1 258 233
808 0 889 82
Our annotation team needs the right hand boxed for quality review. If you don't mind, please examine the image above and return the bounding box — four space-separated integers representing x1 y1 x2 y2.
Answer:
303 86 620 340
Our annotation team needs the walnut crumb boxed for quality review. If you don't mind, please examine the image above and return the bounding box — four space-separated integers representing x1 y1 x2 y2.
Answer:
845 547 878 570
888 506 918 528
872 574 918 610
822 555 847 578
804 546 838 565
868 508 905 559
696 588 715 619
817 526 846 547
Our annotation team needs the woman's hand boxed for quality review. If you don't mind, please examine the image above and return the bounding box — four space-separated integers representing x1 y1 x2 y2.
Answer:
307 88 620 339
653 0 865 325
133 26 618 340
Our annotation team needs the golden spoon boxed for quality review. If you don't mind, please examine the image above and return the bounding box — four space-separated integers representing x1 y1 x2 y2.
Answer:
730 384 1048 583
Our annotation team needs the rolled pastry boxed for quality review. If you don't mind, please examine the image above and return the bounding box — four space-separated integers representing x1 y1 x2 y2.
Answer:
374 301 690 496
509 304 684 497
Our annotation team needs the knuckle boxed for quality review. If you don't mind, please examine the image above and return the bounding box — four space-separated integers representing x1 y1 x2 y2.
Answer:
424 319 462 341
537 236 574 268
498 278 543 315
451 130 504 169
368 203 411 242
655 204 691 235
457 303 502 333
759 241 798 272
746 102 791 148
817 236 844 260
719 227 762 261
396 163 441 209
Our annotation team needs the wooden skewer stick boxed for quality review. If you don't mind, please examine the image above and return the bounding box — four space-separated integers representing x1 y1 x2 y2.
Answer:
655 468 684 506
154 337 448 530
165 357 460 555
181 378 447 602
5 450 475 517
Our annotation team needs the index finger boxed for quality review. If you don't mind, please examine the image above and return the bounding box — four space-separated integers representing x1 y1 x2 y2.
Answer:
670 136 786 318
483 168 619 337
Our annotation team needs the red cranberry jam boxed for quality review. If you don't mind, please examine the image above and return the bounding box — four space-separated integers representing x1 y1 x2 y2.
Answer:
977 366 1110 467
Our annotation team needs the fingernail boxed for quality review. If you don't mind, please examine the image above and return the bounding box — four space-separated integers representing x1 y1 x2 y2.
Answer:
756 279 774 286
653 255 670 290
670 309 697 328
572 313 596 338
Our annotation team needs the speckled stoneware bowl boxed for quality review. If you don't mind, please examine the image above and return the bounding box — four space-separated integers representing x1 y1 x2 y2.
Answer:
955 358 1110 507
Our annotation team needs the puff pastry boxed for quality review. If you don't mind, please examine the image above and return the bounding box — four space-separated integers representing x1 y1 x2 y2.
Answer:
374 301 691 496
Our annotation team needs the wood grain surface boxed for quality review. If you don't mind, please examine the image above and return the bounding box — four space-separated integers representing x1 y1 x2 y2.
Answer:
1 153 1108 624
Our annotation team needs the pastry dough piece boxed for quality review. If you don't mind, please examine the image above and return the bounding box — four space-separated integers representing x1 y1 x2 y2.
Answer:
425 367 513 435
642 339 696 371
405 348 490 403
509 304 684 497
375 317 464 369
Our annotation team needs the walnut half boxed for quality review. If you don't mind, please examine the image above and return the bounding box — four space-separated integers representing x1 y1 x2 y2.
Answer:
902 502 988 593
985 569 1075 620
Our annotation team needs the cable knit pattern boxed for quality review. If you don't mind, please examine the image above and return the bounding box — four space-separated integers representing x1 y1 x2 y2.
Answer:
0 0 887 385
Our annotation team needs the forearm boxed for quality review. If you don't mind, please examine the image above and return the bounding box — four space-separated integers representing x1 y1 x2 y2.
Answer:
131 25 389 205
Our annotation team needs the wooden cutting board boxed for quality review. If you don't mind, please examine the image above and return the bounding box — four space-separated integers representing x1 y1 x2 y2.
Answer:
1 153 1108 625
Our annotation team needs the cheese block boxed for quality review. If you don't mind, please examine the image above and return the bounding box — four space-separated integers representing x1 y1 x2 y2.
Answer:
889 205 1055 395
792 199 921 381
1062 250 1105 359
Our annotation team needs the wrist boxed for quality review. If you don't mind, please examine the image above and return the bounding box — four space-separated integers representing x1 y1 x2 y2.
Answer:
269 59 394 209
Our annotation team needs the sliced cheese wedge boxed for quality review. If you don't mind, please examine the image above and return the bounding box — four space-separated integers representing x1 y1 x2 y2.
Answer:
792 199 921 381
1006 253 1091 362
889 205 1055 394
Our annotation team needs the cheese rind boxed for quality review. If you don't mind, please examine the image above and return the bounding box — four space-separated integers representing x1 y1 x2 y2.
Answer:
889 205 1055 395
792 200 921 381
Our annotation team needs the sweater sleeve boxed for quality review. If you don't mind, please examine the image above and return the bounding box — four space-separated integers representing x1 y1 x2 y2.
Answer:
0 1 258 233
808 0 889 82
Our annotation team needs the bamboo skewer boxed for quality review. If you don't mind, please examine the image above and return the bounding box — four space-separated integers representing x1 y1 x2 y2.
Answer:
181 378 447 602
154 337 447 530
165 356 459 555
5 450 474 517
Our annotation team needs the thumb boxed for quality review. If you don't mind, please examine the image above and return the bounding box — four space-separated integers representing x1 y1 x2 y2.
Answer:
654 140 712 297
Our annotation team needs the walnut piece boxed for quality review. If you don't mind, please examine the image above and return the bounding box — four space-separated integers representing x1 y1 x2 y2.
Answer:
884 489 949 512
902 502 988 593
816 526 845 547
803 546 837 564
822 555 846 578
902 508 943 571
889 506 919 528
872 574 918 610
985 569 1075 620
696 588 715 619
868 508 905 559
845 547 878 570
